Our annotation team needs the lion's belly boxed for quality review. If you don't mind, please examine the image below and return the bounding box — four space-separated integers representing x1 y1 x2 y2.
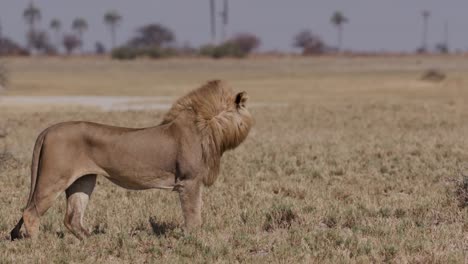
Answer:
98 147 178 190
104 169 177 190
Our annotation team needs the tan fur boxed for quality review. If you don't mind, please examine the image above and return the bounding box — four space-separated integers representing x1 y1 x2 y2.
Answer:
10 80 253 240
162 80 253 186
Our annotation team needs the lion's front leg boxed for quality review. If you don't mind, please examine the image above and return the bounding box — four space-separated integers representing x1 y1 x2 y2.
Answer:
177 179 203 230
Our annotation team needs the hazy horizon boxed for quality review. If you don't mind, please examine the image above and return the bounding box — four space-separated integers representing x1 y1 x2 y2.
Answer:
1 0 467 53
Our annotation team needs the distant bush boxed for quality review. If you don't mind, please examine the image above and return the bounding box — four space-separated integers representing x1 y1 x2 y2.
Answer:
113 24 260 60
435 43 449 54
112 22 179 60
112 28 260 60
200 33 260 59
62 34 81 55
200 42 245 58
176 43 198 56
229 33 261 54
111 46 177 60
127 23 175 49
27 30 57 55
111 46 139 60
199 44 217 57
199 33 260 59
416 46 427 54
0 37 29 56
294 30 327 55
143 47 177 59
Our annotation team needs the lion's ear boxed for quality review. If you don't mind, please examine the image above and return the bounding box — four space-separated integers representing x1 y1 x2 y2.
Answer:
235 92 248 107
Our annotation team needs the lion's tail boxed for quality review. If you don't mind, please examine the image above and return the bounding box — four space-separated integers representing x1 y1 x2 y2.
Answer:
10 217 23 241
26 129 47 208
10 129 47 241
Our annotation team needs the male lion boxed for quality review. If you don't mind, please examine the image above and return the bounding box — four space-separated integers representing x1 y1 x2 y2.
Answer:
10 80 253 240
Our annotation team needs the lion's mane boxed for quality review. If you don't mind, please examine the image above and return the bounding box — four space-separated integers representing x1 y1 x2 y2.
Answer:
161 80 253 186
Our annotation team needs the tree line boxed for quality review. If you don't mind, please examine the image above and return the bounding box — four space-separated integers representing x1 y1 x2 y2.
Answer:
19 2 122 55
0 2 452 58
0 2 262 59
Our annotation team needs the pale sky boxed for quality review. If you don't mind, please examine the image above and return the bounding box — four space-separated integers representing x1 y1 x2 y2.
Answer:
0 0 467 52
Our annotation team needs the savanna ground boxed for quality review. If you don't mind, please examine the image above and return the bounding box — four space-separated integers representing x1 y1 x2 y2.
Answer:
0 56 467 263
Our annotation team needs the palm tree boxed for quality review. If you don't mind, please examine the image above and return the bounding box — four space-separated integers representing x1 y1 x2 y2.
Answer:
72 18 88 54
220 0 229 41
330 11 349 52
210 0 216 43
421 10 430 52
104 10 122 50
23 2 41 51
49 18 61 51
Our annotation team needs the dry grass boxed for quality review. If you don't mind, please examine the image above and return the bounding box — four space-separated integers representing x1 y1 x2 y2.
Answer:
1 56 468 263
0 60 7 90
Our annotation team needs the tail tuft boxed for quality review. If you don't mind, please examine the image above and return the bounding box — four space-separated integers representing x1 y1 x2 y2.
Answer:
10 217 24 241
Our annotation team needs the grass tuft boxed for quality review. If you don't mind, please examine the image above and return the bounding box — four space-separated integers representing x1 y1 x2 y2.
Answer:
263 203 299 231
0 61 7 88
455 175 468 208
0 149 20 173
148 216 178 237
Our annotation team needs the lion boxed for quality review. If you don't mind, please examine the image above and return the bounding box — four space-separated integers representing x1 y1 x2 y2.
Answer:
10 80 253 240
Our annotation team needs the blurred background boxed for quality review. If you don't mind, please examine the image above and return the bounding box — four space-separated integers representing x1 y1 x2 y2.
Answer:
0 0 466 57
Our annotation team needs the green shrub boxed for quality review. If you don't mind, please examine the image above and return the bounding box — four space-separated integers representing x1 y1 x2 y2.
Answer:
229 33 261 54
199 44 217 57
112 46 178 60
143 47 177 59
199 42 247 59
111 47 138 60
217 42 246 58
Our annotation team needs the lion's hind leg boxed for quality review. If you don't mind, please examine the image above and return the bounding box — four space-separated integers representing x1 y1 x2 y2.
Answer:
22 206 41 239
64 174 97 240
22 174 70 239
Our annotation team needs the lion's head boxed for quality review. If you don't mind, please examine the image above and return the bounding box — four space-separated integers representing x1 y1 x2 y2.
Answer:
162 80 253 186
